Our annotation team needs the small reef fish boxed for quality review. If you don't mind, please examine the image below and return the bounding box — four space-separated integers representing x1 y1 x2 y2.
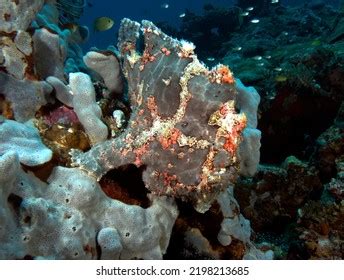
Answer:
275 75 288 82
241 12 250 16
206 57 215 61
161 3 169 9
271 0 279 3
273 67 283 72
232 46 242 51
311 39 322 46
253 55 263 61
251 19 260 23
94 17 114 32
179 13 186 18
246 7 254 11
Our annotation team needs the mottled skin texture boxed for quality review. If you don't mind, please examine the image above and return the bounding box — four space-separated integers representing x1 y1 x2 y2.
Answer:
71 19 246 212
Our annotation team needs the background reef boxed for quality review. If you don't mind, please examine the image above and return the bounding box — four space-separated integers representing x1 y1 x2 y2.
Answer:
0 0 343 260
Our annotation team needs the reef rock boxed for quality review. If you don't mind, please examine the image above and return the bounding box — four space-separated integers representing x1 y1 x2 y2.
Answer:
235 156 322 231
289 200 344 259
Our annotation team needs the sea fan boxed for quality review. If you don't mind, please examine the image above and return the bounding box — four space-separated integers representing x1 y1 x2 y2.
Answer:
56 0 86 25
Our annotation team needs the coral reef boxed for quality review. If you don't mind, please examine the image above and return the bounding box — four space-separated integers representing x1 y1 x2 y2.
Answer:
157 1 344 259
218 2 344 259
289 201 344 259
174 5 244 60
0 1 265 260
235 156 322 231
4 0 344 261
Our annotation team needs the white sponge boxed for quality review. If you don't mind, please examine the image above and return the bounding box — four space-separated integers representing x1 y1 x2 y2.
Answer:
69 72 108 145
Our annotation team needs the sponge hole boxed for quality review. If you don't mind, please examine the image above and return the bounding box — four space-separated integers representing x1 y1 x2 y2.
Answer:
23 216 31 224
22 235 30 242
64 213 72 219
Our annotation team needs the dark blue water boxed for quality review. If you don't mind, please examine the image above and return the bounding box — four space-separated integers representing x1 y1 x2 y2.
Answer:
80 0 342 50
80 1 234 49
